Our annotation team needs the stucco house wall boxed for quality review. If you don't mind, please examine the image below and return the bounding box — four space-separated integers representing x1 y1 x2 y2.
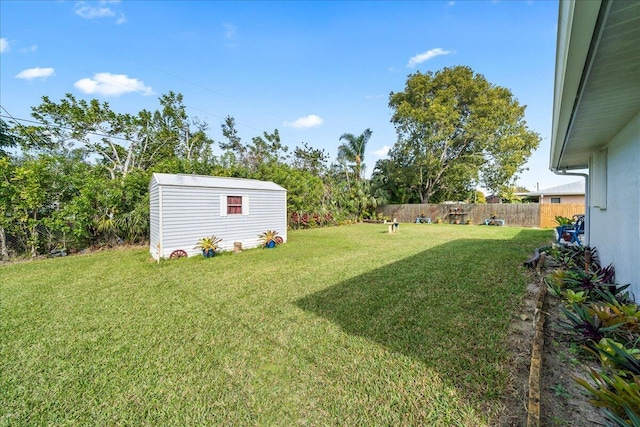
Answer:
549 0 640 299
589 112 640 298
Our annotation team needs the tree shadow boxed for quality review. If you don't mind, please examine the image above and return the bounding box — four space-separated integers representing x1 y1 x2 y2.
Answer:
295 229 541 403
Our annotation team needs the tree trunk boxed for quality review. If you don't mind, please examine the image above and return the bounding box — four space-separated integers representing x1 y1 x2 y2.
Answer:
420 184 433 204
30 212 38 257
0 226 8 260
30 233 37 257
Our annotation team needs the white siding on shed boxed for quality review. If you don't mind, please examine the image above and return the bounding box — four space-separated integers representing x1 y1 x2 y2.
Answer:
149 173 287 260
149 182 160 259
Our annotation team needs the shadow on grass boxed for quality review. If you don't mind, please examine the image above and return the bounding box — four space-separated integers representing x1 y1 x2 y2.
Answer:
295 229 543 403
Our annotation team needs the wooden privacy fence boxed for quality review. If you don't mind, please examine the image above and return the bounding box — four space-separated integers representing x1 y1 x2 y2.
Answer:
539 203 586 228
377 203 585 228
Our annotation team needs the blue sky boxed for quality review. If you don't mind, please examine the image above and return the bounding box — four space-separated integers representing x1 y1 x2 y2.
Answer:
1 0 579 192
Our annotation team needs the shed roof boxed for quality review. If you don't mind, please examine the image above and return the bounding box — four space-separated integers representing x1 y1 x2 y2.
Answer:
524 180 585 197
151 173 286 192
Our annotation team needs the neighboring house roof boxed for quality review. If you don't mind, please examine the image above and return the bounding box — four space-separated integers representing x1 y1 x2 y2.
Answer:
151 173 286 192
550 0 640 171
522 181 585 197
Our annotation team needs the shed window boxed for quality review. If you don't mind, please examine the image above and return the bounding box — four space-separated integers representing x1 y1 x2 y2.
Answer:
550 197 561 204
227 196 243 214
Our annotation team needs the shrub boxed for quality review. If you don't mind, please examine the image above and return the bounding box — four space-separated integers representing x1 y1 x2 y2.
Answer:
546 245 640 425
560 303 623 343
258 230 280 248
575 368 640 426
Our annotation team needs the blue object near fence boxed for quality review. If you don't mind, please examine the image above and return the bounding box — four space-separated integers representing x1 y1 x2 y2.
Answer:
557 215 585 245
484 218 505 226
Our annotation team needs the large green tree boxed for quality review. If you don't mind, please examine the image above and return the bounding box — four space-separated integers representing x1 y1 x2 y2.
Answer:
0 119 19 157
379 66 539 203
337 128 372 185
27 92 214 179
292 142 328 176
136 92 214 169
29 94 137 179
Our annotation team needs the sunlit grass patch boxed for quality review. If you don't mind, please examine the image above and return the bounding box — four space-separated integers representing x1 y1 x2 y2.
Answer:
0 224 550 426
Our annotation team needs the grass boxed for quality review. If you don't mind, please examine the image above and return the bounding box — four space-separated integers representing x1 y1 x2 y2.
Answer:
0 224 551 426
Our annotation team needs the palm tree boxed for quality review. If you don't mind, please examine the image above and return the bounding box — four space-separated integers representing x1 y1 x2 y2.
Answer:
337 128 372 184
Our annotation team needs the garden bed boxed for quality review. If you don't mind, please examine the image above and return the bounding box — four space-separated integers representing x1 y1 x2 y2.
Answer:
540 295 607 426
499 255 610 426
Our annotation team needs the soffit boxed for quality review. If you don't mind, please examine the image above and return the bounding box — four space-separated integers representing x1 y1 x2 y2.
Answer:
556 0 640 170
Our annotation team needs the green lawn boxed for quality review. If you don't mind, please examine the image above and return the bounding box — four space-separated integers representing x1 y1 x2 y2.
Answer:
0 224 551 426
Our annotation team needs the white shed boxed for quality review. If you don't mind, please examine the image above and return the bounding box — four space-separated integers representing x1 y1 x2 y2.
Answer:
149 173 287 260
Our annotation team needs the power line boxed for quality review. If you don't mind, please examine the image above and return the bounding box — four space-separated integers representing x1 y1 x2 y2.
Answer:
0 110 135 143
4 51 341 154
106 51 339 144
0 106 55 148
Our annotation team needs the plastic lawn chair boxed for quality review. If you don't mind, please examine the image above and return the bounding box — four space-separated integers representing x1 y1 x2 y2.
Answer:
564 215 585 245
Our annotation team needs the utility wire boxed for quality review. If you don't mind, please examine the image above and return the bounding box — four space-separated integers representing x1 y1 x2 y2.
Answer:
0 105 56 148
3 49 341 154
0 110 135 143
107 51 339 142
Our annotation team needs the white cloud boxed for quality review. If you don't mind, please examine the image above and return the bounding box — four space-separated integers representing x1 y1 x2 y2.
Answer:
75 3 115 19
74 73 153 97
284 114 324 129
15 67 55 80
0 38 9 53
372 145 391 158
74 1 126 23
223 23 237 39
20 44 38 53
407 48 453 68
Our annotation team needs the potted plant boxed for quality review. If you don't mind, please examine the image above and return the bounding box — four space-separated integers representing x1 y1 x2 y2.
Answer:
554 216 574 242
466 218 473 225
258 230 280 248
555 215 573 226
435 217 442 224
194 235 222 257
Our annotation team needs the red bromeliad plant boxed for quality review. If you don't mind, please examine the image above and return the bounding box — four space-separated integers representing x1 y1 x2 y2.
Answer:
290 212 301 229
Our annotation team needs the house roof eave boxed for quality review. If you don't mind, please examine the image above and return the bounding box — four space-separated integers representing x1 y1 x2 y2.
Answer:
550 0 640 171
550 0 603 171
